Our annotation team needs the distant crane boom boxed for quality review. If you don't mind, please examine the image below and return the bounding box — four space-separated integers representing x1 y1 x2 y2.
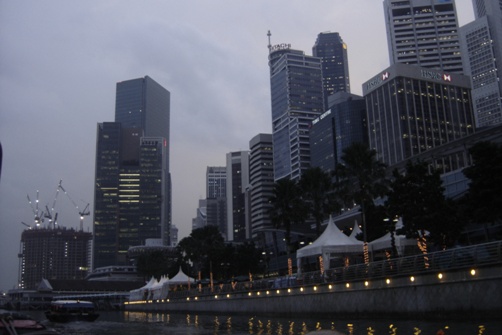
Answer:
59 180 89 231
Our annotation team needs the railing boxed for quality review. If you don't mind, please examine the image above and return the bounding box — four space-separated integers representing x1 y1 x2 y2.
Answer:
161 241 502 301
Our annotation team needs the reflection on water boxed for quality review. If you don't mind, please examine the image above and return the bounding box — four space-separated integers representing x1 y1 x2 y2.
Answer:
27 310 501 335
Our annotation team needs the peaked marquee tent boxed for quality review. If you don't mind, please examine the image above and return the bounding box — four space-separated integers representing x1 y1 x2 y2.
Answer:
296 216 363 273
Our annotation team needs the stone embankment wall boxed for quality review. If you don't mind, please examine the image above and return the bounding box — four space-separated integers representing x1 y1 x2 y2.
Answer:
125 265 502 318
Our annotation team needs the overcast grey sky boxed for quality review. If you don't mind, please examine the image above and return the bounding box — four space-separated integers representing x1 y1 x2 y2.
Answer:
0 1 475 291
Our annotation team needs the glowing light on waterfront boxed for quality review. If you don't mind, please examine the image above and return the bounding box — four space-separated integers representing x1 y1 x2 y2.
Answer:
226 294 230 298
438 273 443 279
345 283 350 288
471 269 476 276
364 281 369 287
313 286 317 291
410 276 415 282
215 295 218 299
328 284 332 289
386 279 391 284
276 290 280 294
248 292 251 296
266 291 270 295
300 287 304 292
287 288 291 293
186 297 190 301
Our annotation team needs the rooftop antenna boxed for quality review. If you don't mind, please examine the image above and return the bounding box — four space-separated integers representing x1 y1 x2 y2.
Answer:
267 30 272 53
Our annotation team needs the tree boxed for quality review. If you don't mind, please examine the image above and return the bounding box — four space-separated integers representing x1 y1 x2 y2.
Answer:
177 225 226 279
386 160 462 250
462 141 502 239
299 167 338 237
268 178 306 255
136 250 178 280
333 142 388 262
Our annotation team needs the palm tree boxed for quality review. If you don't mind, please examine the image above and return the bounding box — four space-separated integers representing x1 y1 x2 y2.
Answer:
268 178 306 256
299 167 338 237
334 142 388 263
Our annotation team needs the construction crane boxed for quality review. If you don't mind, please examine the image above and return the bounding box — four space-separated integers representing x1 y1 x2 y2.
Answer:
26 191 44 227
20 222 32 230
59 181 90 231
44 180 61 229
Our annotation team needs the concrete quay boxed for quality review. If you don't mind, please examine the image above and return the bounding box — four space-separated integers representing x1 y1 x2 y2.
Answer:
125 264 502 319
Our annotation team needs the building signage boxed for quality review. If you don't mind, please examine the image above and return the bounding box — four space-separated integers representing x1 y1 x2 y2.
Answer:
365 71 390 92
420 69 452 82
270 43 291 52
312 109 332 125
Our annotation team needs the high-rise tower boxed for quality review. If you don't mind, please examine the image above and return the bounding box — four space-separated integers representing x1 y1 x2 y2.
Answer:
460 0 502 127
267 32 324 181
93 76 171 269
226 151 249 242
313 32 350 108
249 133 274 239
383 0 464 73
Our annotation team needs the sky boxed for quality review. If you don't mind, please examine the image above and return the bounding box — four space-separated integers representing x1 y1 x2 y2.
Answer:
0 0 475 291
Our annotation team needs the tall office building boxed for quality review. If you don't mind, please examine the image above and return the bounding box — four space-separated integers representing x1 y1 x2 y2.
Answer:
460 0 502 128
383 0 464 73
268 33 325 181
363 63 474 167
226 151 250 242
206 166 227 236
310 92 367 173
19 227 92 289
313 32 350 108
93 76 171 269
206 166 227 199
249 134 274 239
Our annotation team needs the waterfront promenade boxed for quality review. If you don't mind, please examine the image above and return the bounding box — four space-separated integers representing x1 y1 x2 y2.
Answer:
125 241 502 318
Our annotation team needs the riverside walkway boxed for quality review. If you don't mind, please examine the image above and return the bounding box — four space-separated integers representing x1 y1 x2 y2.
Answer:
125 241 502 318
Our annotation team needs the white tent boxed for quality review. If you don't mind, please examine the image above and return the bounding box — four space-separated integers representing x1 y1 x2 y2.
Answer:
129 276 157 301
150 275 170 300
349 221 363 242
369 218 416 256
296 216 363 272
169 267 195 284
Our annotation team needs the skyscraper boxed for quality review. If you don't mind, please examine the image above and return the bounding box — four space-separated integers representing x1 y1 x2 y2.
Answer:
460 0 502 127
383 0 464 73
93 76 171 269
363 63 474 167
249 133 274 239
226 151 249 242
268 33 324 181
313 32 350 108
309 92 367 173
206 166 227 236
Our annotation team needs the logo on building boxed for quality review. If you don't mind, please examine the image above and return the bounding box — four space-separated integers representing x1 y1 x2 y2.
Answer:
421 69 452 82
366 72 390 92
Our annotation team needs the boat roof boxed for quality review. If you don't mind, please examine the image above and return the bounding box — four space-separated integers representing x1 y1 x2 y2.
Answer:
51 300 94 306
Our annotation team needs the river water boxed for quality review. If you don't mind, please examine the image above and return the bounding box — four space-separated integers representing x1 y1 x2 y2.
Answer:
27 311 501 335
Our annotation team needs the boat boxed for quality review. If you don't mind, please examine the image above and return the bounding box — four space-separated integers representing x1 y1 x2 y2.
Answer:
0 309 58 335
44 300 99 323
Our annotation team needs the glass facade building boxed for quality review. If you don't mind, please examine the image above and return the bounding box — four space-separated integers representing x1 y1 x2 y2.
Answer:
363 63 474 167
310 92 367 173
383 0 464 73
94 76 171 269
313 32 350 108
268 44 324 181
226 151 249 242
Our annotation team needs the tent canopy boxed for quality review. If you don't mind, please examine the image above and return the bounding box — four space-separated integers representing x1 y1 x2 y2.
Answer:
169 267 195 284
296 216 363 259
